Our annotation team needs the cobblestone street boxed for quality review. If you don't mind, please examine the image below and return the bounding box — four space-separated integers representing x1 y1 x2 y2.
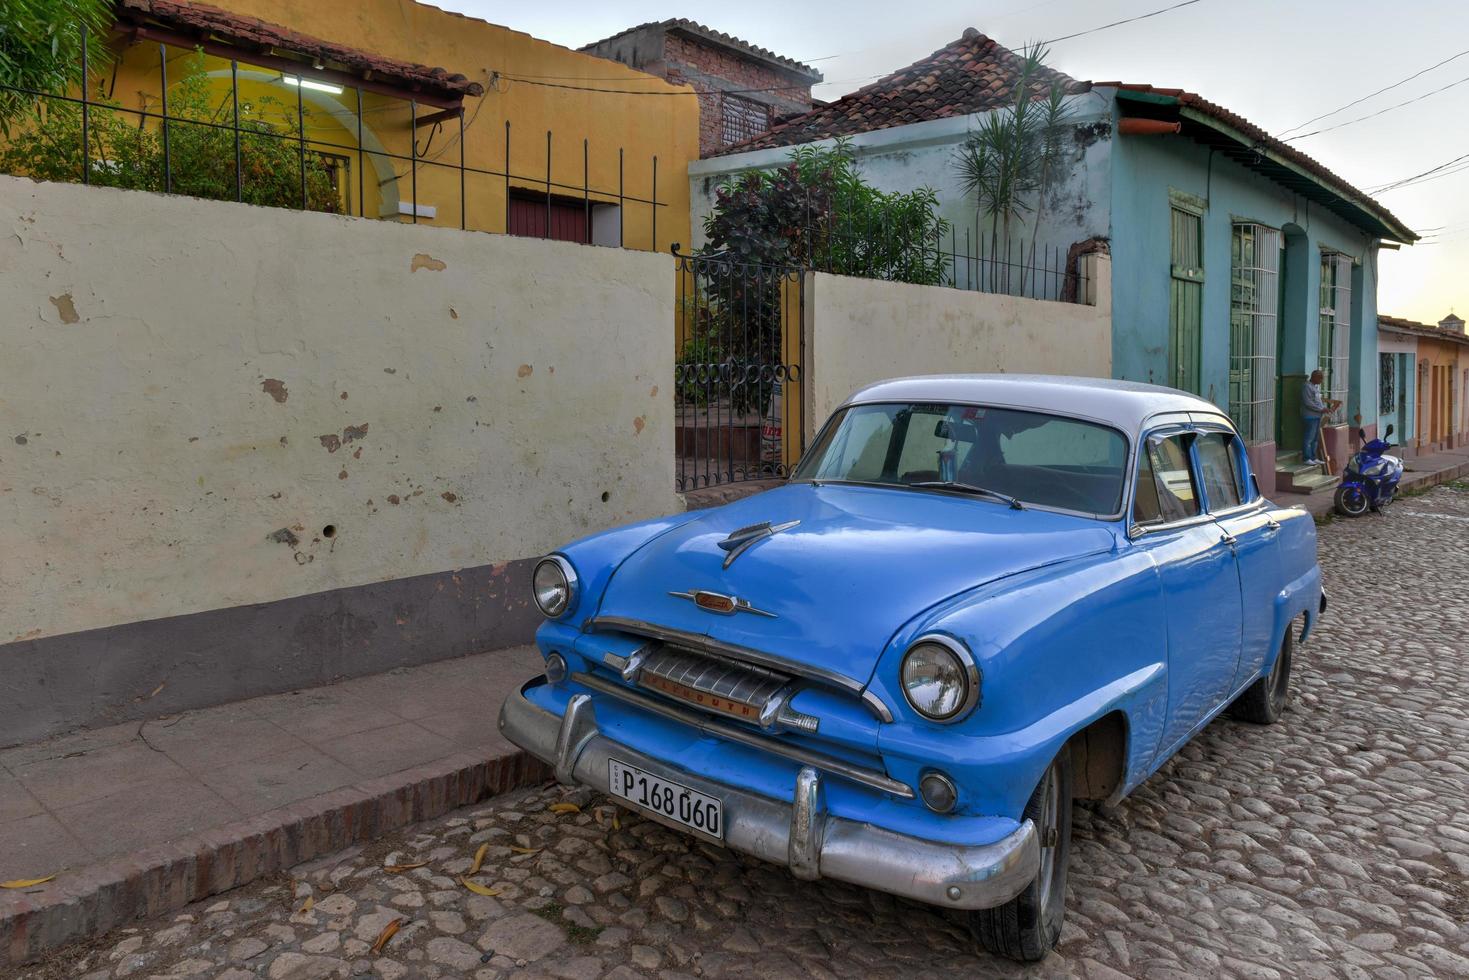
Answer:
23 484 1469 980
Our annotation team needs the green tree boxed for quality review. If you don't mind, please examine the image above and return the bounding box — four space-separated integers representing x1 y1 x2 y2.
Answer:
0 0 113 135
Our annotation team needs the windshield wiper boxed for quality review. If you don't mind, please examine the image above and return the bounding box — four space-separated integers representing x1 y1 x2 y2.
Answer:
909 480 1025 509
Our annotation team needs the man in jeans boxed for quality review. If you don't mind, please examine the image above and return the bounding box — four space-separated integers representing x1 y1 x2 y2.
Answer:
1301 369 1341 465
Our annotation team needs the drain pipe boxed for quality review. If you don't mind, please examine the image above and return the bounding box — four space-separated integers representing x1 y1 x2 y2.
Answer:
1118 118 1182 136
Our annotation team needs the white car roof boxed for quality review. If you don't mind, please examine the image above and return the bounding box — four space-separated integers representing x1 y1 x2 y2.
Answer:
844 374 1231 432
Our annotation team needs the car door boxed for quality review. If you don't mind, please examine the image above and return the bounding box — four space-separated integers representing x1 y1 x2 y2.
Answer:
1194 427 1284 692
1131 428 1245 759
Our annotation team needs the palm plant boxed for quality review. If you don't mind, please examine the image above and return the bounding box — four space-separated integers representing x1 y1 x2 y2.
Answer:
952 44 1072 291
0 0 114 135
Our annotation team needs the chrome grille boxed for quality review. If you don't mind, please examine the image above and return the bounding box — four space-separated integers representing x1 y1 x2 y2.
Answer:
634 646 819 734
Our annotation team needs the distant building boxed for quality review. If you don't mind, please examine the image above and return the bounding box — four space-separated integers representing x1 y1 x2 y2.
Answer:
581 20 822 157
1378 315 1469 454
689 28 1420 496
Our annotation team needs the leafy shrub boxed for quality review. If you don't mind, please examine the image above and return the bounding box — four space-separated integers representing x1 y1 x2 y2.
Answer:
0 0 113 135
0 51 340 212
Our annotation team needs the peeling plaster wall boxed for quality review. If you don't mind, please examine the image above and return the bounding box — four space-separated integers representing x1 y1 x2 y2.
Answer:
0 176 679 739
805 257 1113 437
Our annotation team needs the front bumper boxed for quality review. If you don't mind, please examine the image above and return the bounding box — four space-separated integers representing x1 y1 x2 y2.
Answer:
498 679 1039 911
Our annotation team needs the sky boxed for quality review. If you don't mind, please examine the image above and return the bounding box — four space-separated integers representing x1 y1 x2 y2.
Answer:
440 0 1466 324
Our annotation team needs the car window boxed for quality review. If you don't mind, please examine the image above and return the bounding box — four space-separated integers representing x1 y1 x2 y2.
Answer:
1196 432 1244 510
1134 433 1199 525
795 402 1128 513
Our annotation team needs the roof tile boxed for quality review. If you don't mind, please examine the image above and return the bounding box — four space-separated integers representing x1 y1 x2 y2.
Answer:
712 28 1084 155
115 0 484 99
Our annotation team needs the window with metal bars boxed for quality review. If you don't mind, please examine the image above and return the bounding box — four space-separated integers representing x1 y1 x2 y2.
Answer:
1380 353 1396 416
1318 252 1353 420
1229 223 1280 443
721 94 771 146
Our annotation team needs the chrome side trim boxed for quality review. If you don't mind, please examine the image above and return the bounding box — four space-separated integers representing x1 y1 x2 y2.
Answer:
789 767 823 880
572 671 913 798
499 682 1039 911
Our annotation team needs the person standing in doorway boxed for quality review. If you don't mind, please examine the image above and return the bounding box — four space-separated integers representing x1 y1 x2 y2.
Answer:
1302 369 1340 465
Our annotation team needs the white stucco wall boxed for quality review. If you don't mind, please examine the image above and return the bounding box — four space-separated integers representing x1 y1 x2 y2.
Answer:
688 94 1114 272
0 175 680 644
805 255 1112 435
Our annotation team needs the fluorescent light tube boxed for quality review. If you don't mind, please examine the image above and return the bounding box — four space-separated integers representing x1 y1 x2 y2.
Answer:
281 76 344 95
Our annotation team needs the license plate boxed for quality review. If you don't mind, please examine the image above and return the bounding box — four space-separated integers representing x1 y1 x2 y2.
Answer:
607 759 723 840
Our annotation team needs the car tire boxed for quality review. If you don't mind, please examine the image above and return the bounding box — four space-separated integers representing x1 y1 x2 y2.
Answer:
1228 626 1294 724
968 749 1073 962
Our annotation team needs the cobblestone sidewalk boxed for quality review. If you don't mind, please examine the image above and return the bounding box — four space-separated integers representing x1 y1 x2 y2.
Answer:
21 484 1469 979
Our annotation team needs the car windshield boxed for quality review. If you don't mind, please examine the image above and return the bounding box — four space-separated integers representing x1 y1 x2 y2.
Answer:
792 402 1130 515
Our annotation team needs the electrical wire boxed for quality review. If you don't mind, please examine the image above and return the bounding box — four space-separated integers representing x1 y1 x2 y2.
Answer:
1284 73 1469 141
1278 46 1469 137
1368 149 1469 194
1043 0 1204 45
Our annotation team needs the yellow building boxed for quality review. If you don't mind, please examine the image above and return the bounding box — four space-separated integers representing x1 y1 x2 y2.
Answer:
70 0 699 250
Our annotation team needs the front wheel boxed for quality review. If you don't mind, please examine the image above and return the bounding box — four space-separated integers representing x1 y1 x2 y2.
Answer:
968 749 1073 962
1334 484 1368 517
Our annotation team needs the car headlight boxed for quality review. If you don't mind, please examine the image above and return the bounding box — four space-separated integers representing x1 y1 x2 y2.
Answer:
900 636 979 722
532 556 578 619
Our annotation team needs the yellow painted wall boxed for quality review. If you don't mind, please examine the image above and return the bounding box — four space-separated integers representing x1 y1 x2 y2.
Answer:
100 0 697 249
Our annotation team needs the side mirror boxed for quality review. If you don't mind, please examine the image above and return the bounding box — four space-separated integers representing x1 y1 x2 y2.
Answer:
1358 428 1368 443
1384 424 1395 438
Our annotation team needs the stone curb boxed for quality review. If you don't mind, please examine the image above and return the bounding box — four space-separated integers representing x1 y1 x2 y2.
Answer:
0 747 551 967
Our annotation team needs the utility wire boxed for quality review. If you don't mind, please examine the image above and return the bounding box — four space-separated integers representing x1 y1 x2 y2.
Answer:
1369 149 1469 194
1284 73 1469 141
1043 0 1204 45
1278 47 1469 136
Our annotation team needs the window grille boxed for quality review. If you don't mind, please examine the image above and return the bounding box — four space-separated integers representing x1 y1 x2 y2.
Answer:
1380 353 1395 416
721 94 770 146
1229 223 1279 443
1318 252 1353 421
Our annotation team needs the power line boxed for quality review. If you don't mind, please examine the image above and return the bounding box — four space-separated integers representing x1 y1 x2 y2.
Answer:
1044 0 1204 45
1278 47 1469 137
1369 149 1469 194
1284 73 1469 141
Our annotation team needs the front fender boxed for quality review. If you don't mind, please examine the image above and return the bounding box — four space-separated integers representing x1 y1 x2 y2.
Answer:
872 547 1170 818
549 511 701 631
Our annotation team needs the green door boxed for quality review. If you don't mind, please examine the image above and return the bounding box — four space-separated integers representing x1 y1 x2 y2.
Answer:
1169 206 1204 393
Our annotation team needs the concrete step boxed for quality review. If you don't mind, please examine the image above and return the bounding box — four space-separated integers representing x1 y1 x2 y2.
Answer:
1285 471 1341 495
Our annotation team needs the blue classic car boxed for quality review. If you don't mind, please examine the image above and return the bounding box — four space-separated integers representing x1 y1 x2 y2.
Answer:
500 375 1325 961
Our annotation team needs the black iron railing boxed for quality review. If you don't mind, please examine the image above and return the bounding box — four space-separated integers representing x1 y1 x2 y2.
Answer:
0 24 666 247
675 250 806 493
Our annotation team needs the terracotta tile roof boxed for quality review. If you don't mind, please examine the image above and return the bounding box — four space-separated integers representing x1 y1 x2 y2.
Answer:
1097 82 1413 243
114 0 484 100
1379 315 1469 345
711 28 1085 155
581 19 822 80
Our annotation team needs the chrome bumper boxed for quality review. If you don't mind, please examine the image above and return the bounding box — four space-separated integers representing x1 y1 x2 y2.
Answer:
497 680 1039 911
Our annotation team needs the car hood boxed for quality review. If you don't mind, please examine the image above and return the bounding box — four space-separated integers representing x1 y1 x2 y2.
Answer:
590 482 1116 687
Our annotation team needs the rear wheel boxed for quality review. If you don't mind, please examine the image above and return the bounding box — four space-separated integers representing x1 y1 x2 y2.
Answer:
1228 626 1294 724
968 750 1072 962
1334 485 1368 517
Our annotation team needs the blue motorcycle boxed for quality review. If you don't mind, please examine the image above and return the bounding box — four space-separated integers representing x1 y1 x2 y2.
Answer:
1333 424 1403 517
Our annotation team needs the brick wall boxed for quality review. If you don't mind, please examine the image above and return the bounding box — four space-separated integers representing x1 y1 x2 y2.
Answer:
663 34 813 156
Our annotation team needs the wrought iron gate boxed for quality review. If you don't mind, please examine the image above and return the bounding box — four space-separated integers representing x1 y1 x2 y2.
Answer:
674 251 806 492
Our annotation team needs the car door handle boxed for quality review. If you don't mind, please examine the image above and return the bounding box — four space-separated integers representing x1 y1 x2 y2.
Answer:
1264 517 1281 532
1218 532 1238 548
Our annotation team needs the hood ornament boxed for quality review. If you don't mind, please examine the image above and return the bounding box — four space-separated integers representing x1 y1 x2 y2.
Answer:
716 520 799 569
669 589 777 618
